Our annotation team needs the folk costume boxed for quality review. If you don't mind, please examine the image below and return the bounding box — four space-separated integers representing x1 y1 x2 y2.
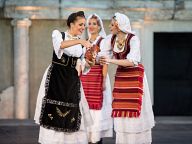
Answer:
34 30 93 144
107 13 155 144
80 14 113 143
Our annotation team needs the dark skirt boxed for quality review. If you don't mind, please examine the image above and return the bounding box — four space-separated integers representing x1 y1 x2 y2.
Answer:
39 53 81 132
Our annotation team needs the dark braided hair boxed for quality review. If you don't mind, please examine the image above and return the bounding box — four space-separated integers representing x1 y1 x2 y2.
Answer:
67 11 85 27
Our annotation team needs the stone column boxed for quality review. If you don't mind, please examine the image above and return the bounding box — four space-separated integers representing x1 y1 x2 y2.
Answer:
131 20 144 64
11 18 31 119
131 19 143 37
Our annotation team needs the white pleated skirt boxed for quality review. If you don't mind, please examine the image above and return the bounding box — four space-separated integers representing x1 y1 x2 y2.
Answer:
86 74 113 143
114 74 155 144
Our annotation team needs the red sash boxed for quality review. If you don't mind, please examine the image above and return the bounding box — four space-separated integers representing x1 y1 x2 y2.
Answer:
112 64 144 117
81 65 103 109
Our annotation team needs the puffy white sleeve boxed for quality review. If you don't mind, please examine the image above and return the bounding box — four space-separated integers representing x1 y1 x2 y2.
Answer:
96 34 113 65
52 30 63 59
98 37 113 59
126 35 141 65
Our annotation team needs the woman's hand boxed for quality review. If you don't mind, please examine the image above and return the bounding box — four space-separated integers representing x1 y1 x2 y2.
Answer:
80 40 92 49
99 56 110 65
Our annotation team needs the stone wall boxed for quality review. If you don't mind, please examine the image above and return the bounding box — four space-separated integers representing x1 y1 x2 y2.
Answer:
0 19 13 91
0 0 192 119
2 0 192 21
0 87 14 118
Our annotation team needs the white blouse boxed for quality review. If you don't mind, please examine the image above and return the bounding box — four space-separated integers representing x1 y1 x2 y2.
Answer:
52 30 83 59
95 36 112 58
52 30 91 75
104 34 141 65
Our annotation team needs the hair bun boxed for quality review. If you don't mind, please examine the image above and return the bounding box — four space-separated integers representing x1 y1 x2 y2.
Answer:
67 11 85 27
76 11 85 17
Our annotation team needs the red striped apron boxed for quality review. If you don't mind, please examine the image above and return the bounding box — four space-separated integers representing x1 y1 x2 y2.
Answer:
81 65 103 109
112 64 144 117
111 34 144 118
81 37 104 110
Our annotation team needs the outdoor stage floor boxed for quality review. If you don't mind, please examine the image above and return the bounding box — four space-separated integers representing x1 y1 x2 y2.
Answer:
0 117 192 144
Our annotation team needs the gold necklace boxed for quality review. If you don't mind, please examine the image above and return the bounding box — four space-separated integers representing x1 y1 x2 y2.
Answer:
116 38 125 50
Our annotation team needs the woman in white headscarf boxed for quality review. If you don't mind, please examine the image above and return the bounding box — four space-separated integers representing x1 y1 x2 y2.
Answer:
81 14 113 144
100 12 155 144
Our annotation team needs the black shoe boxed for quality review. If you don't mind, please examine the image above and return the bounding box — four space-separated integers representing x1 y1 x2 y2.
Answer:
97 139 103 144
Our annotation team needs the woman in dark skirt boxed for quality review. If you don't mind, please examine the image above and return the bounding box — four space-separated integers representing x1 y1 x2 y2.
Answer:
34 11 93 144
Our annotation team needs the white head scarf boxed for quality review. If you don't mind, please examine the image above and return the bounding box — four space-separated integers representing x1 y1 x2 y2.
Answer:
114 12 134 34
87 14 106 38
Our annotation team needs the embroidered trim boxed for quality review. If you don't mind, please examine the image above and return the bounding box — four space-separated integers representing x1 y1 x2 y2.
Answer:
52 57 77 68
76 78 81 130
39 64 53 126
45 65 53 94
40 110 81 133
46 99 78 107
56 107 71 117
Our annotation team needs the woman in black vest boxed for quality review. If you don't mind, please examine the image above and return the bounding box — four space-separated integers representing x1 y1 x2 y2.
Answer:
100 12 155 144
34 11 93 144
